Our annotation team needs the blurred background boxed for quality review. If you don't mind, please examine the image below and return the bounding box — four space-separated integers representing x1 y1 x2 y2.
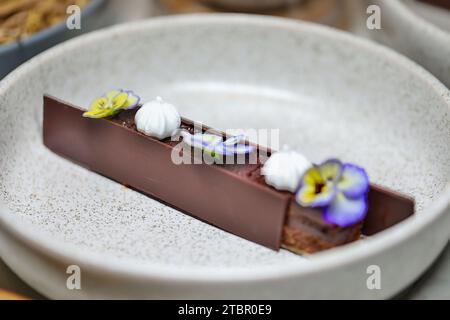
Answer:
0 0 449 299
2 0 449 83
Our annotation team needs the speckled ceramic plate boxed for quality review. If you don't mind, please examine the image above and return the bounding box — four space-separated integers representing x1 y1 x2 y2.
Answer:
0 14 449 299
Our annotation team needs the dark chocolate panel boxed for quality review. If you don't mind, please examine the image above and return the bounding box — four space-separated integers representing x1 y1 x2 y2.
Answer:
43 95 289 249
363 184 415 235
43 95 415 253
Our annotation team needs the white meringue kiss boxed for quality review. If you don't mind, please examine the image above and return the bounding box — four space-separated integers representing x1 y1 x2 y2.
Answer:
135 97 181 140
261 150 312 192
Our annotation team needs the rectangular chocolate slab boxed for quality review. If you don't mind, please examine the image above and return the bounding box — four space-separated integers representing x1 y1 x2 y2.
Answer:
43 95 289 249
43 95 415 252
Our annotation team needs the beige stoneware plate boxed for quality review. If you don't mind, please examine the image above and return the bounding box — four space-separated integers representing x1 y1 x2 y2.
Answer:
0 14 449 299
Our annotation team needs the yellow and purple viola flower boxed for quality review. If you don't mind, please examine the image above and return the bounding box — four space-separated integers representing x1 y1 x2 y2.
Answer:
296 159 369 227
83 89 140 118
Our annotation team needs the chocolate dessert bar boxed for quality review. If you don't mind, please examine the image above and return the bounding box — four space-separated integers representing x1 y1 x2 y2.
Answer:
43 92 414 253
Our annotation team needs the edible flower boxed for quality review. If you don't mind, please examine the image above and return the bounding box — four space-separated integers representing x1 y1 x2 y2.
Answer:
178 130 255 159
296 159 369 227
83 89 140 118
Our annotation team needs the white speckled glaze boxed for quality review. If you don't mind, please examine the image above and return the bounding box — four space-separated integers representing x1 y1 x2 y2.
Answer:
367 0 450 88
0 14 449 299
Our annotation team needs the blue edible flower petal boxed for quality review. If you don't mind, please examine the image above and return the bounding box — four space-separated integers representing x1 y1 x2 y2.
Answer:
323 193 368 227
337 163 369 199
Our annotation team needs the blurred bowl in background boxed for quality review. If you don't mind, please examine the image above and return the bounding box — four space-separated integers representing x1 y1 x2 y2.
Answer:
407 0 450 32
367 0 450 88
162 0 350 30
0 0 106 79
201 0 303 11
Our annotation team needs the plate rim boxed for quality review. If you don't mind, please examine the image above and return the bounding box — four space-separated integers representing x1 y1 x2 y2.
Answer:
0 13 449 282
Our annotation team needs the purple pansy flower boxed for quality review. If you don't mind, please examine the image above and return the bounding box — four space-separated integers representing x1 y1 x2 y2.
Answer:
296 159 369 227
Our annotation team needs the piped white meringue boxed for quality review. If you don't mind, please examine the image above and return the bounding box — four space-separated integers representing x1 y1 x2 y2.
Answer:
261 150 312 192
135 96 181 140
